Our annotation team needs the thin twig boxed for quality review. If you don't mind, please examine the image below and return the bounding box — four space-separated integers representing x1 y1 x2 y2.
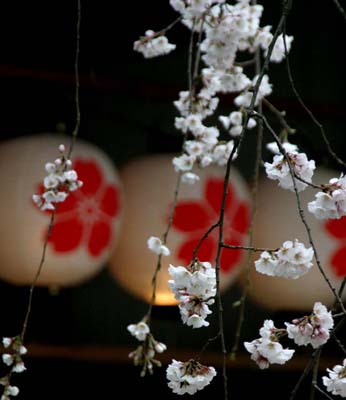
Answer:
230 39 264 358
146 173 182 320
192 222 219 260
289 299 346 399
187 20 195 94
309 348 321 400
331 331 346 356
67 0 81 159
21 209 56 341
260 112 346 314
314 385 334 400
283 22 346 169
289 347 322 400
331 0 346 22
22 0 82 343
221 243 274 252
262 97 295 134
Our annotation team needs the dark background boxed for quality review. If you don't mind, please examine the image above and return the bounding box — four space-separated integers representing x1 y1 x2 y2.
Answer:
0 1 345 398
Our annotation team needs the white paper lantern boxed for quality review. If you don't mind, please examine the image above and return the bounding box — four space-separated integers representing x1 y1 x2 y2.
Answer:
0 134 123 287
109 154 251 305
245 167 346 311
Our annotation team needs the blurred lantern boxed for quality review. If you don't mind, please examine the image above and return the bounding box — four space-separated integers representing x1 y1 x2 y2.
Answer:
0 134 123 287
245 167 346 311
109 154 251 305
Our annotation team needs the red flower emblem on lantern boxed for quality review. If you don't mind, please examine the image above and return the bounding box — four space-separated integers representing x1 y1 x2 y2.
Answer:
34 159 120 257
171 178 250 272
325 217 346 277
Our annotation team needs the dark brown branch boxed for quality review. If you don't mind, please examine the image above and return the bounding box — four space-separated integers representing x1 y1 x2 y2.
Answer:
314 385 334 400
309 348 321 400
67 0 81 160
262 97 295 134
331 0 346 23
260 112 346 314
221 243 274 252
146 172 182 320
283 22 346 169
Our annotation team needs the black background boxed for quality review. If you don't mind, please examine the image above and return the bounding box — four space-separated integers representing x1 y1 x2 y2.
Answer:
0 1 345 398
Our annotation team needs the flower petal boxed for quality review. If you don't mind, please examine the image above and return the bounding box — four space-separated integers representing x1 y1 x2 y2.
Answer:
48 217 83 253
74 159 103 196
325 217 346 239
330 247 346 277
205 178 233 215
88 220 111 257
231 201 250 235
220 237 241 273
177 236 215 264
100 185 119 217
33 183 78 215
173 202 210 232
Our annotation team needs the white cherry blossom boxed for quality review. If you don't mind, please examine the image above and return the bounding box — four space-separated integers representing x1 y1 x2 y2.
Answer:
147 236 170 256
255 239 313 279
285 302 334 348
323 359 346 397
167 359 216 395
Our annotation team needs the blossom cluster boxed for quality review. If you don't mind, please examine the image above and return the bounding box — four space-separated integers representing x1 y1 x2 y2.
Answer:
166 359 216 395
244 320 294 369
134 30 176 58
135 0 293 183
308 174 346 220
245 302 334 369
32 144 83 211
0 336 27 399
127 321 167 377
147 236 170 256
168 260 216 328
323 359 346 397
264 149 315 192
255 239 314 279
285 302 334 349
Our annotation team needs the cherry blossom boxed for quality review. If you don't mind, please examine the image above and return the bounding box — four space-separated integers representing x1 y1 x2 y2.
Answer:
166 359 216 395
264 151 315 192
308 175 346 220
285 302 334 348
134 30 176 58
128 321 167 377
32 144 83 211
323 359 346 397
244 320 294 369
255 239 313 279
34 159 120 257
168 260 216 328
147 236 170 256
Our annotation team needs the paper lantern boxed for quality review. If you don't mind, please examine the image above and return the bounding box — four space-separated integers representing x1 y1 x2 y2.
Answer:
245 167 346 311
109 154 251 305
0 134 123 287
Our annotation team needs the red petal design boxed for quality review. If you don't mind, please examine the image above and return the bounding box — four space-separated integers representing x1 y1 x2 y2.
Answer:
220 237 241 273
330 247 346 277
177 236 215 264
88 220 111 257
100 186 119 217
74 159 103 196
173 202 210 232
205 178 233 215
325 217 346 239
56 191 79 214
231 201 250 235
48 217 83 253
